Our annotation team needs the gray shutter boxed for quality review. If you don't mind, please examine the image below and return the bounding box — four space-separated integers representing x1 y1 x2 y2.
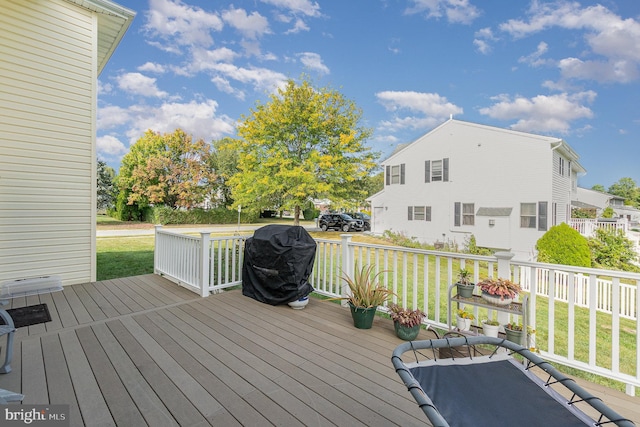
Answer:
400 163 405 184
408 206 413 220
386 165 390 185
426 206 431 221
538 201 548 231
454 202 461 227
425 160 430 183
443 158 449 182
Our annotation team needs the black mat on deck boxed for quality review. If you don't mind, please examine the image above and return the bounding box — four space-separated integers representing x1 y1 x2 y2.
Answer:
0 303 51 328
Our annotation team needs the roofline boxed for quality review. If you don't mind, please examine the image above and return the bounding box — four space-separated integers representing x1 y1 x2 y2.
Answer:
65 0 136 75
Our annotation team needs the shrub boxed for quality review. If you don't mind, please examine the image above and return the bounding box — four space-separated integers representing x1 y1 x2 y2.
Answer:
303 207 320 220
536 223 591 267
588 228 640 272
148 206 259 225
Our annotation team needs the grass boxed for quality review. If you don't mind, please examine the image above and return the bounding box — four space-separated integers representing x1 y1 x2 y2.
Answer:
97 236 155 280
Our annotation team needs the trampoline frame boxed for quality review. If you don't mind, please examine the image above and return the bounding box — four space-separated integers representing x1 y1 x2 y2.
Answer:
392 335 635 427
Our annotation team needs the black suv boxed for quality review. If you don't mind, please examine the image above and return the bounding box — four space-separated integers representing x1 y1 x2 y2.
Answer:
318 213 364 232
346 212 371 231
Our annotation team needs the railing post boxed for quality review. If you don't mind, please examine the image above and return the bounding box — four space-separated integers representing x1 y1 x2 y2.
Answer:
199 232 210 298
494 251 515 325
154 225 162 274
341 234 354 307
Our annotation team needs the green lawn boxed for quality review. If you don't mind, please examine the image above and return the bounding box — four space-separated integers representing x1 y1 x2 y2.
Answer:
97 236 155 280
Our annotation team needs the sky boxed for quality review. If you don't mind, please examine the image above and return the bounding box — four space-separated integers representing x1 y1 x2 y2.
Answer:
98 0 640 190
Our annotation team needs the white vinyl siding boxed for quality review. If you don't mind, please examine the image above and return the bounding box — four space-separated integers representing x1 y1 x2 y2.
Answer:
0 0 96 285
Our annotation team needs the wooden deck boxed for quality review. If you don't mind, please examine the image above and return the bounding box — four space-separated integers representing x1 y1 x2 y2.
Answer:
0 274 638 426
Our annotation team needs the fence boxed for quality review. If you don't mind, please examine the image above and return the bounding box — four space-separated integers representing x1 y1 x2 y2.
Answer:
154 227 640 395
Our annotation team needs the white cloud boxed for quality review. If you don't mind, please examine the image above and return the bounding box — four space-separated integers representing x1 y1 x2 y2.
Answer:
208 63 289 93
375 91 463 131
479 91 596 134
222 7 270 39
518 42 550 67
97 105 130 130
558 57 639 83
500 2 640 83
144 0 224 49
473 27 496 54
117 73 168 98
297 52 329 74
405 0 481 25
97 135 127 157
138 62 167 73
260 0 321 18
284 18 310 34
97 80 112 95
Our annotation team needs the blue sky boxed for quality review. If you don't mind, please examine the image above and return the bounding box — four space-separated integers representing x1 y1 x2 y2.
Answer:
98 0 640 189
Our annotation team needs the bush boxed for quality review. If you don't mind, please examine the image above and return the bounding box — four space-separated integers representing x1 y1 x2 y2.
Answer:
588 228 640 272
536 223 591 266
148 206 259 225
303 207 320 220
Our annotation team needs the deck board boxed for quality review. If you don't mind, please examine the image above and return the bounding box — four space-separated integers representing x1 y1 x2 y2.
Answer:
0 274 637 426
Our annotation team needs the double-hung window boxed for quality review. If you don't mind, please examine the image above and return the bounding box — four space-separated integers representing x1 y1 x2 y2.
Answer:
520 203 536 228
454 202 474 226
408 206 432 221
386 164 405 185
425 158 449 183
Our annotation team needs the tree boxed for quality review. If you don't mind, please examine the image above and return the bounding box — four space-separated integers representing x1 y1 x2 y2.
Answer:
608 177 639 207
591 184 606 192
227 77 377 224
118 129 216 209
536 223 591 267
588 228 639 272
209 137 239 207
97 159 116 211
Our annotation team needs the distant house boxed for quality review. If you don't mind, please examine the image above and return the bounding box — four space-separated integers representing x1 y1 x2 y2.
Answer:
368 119 586 260
573 187 640 225
0 0 135 285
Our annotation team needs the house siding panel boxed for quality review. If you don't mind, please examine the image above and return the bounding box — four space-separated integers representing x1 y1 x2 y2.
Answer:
0 0 96 285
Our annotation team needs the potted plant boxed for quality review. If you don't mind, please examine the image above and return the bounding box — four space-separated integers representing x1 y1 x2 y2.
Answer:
504 322 524 344
481 316 500 338
388 304 426 341
339 264 395 329
456 308 475 331
455 268 475 298
476 277 522 306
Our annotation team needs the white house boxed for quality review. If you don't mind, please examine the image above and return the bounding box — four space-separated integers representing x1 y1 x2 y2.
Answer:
368 119 586 260
573 187 640 225
0 0 135 285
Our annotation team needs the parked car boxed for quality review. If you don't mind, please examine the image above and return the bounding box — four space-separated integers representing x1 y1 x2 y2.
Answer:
318 213 364 232
346 212 371 231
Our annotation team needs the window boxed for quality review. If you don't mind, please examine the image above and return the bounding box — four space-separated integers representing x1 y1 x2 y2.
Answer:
454 202 474 226
425 158 449 183
408 206 432 221
431 160 443 181
462 203 474 225
559 157 565 176
386 164 405 185
520 203 536 228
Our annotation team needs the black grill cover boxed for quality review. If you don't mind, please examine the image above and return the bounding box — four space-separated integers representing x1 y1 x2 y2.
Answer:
242 225 316 305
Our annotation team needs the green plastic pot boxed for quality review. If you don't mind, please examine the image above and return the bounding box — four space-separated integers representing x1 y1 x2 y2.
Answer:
349 303 377 329
394 322 420 341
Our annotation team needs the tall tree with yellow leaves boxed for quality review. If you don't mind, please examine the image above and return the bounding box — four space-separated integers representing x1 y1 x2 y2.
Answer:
227 77 377 224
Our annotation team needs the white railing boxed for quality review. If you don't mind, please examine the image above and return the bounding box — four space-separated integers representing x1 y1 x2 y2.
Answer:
154 226 246 296
570 218 629 237
153 227 640 395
